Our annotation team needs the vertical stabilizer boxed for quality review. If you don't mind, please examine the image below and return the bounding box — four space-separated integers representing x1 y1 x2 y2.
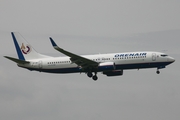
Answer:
11 32 50 60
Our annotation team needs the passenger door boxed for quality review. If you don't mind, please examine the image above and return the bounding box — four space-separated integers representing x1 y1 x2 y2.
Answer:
39 60 42 69
152 53 156 61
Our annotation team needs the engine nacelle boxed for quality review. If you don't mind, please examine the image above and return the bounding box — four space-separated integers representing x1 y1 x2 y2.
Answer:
103 70 123 76
98 62 115 71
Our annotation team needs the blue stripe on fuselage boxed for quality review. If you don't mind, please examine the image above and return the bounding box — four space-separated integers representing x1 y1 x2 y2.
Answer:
11 32 25 60
115 62 172 70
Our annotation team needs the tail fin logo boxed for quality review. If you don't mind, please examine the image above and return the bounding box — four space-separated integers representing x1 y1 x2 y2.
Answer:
21 43 31 54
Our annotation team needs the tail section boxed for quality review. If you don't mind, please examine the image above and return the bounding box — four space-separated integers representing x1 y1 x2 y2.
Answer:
4 56 30 64
11 32 50 60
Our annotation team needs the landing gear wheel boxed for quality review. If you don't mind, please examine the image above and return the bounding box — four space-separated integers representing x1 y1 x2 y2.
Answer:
87 72 93 78
156 70 160 74
92 75 98 81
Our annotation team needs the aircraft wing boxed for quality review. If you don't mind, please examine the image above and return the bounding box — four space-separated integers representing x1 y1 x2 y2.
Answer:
50 38 99 70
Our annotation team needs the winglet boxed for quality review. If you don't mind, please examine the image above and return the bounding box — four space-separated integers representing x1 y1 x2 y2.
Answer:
49 37 58 47
49 37 64 51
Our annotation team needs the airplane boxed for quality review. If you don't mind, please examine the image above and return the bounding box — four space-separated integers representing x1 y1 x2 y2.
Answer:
4 32 175 81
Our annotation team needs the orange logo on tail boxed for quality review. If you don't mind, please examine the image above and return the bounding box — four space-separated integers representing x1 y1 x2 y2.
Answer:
21 43 31 54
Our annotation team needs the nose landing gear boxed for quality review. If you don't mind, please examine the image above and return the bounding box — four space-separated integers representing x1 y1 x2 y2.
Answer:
156 69 160 74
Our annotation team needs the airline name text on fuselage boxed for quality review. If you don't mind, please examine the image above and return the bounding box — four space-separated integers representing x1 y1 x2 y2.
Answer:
114 53 147 57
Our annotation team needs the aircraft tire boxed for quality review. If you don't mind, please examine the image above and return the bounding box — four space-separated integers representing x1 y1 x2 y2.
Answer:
87 72 93 78
156 70 160 74
92 75 98 81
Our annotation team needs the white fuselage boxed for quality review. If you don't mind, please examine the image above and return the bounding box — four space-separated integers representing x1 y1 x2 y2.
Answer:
18 51 175 73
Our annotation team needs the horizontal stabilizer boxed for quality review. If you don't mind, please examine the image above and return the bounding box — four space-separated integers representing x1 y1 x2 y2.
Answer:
4 56 30 64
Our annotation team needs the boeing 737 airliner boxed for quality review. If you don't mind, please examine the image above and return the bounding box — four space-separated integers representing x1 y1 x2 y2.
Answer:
4 32 175 81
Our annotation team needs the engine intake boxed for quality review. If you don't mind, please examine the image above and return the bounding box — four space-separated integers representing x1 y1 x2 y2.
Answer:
98 62 115 71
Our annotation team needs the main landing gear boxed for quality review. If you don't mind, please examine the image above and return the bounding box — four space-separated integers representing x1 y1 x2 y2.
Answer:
87 72 98 81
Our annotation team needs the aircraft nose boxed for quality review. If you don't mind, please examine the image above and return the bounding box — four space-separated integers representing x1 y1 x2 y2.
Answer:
168 57 175 63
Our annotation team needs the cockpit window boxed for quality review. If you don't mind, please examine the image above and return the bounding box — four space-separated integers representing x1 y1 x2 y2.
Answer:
161 54 168 57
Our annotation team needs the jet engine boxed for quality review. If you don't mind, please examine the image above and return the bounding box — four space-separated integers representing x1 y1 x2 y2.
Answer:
103 70 123 76
98 62 115 71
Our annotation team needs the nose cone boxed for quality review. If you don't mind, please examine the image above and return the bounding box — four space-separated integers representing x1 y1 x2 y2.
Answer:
168 57 175 63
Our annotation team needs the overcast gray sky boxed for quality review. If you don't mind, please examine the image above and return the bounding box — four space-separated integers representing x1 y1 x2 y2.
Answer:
0 0 180 120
